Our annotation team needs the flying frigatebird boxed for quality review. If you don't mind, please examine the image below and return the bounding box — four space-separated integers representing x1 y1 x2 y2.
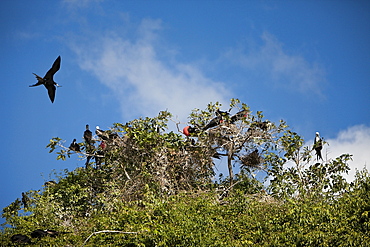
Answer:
29 56 61 103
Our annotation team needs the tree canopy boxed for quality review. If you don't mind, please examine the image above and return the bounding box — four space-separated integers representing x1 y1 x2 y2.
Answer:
1 99 369 246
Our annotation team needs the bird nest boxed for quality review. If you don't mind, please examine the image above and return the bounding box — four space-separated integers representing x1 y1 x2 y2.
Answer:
207 125 239 146
239 151 263 169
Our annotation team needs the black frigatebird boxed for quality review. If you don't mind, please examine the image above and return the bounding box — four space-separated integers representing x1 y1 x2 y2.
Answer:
30 229 47 238
314 132 323 160
95 126 118 140
99 140 107 150
21 192 29 208
44 180 57 187
230 109 248 124
85 155 93 169
183 126 199 136
30 229 70 238
69 139 80 152
84 124 93 144
184 109 236 136
95 126 109 140
255 121 271 131
84 124 94 168
94 127 110 168
95 150 104 168
203 109 229 131
11 234 31 244
29 56 61 103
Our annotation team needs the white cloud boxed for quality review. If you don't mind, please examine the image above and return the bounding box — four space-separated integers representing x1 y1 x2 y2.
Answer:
303 125 370 183
323 125 370 182
224 32 326 96
269 125 370 185
262 125 370 189
70 18 230 121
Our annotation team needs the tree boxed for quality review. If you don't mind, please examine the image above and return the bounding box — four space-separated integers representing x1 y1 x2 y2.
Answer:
1 99 367 246
45 99 289 198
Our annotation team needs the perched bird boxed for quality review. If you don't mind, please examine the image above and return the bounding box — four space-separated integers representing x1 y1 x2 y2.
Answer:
183 126 199 137
95 126 109 140
203 109 229 131
99 141 107 150
21 192 29 209
44 180 57 187
31 229 47 238
184 109 247 136
202 117 221 130
95 150 105 168
314 132 323 161
31 229 69 238
216 109 229 117
69 139 80 152
85 155 93 169
29 56 61 103
95 126 118 141
11 234 31 244
184 109 240 136
108 132 119 140
230 110 248 124
255 121 271 131
84 124 93 144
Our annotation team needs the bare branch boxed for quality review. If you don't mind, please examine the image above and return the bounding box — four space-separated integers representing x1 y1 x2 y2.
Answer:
56 142 104 159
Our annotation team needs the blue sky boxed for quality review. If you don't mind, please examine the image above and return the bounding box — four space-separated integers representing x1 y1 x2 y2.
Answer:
1 0 369 219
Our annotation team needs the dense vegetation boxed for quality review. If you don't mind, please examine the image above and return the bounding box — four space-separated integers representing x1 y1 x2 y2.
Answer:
1 99 369 246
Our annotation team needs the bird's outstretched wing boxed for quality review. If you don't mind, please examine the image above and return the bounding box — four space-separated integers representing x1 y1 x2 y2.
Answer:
230 110 248 124
29 73 44 87
46 84 56 103
44 56 61 81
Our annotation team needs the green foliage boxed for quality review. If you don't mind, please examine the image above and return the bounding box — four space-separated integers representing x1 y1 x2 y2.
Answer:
268 130 352 200
1 99 368 246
